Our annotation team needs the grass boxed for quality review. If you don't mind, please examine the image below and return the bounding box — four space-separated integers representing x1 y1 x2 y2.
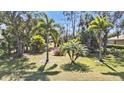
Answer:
0 51 124 80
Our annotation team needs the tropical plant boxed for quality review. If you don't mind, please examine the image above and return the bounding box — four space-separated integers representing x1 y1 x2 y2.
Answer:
34 13 60 71
50 28 61 48
0 12 37 57
61 39 87 63
88 16 113 62
96 11 124 55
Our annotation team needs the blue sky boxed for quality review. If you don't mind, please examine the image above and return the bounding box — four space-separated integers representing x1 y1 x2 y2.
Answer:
47 11 65 25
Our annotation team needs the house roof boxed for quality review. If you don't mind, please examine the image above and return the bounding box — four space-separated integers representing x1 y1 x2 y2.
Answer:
108 35 124 41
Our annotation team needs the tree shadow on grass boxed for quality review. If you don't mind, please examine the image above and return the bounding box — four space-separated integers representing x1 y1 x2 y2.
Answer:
24 64 61 81
0 57 61 81
0 58 36 72
60 63 91 72
24 71 50 81
0 70 61 81
24 71 61 81
102 62 118 72
0 70 50 81
102 72 124 80
0 57 40 81
46 64 58 71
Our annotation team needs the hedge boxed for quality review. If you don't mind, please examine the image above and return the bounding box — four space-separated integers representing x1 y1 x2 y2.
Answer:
107 44 124 49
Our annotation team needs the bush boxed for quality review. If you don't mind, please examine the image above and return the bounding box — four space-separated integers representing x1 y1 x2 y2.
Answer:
107 47 124 57
107 44 124 49
107 44 124 57
53 47 60 56
0 49 5 56
0 41 8 54
53 46 66 56
30 35 45 53
61 39 87 63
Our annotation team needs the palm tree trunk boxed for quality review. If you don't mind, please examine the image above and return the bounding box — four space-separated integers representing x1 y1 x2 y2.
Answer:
99 32 102 62
99 42 102 60
42 31 49 71
103 32 108 57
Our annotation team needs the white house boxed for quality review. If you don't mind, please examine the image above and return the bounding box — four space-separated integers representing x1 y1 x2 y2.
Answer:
108 35 124 45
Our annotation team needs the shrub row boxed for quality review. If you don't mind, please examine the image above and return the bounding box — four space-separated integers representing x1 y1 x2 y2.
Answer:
107 44 124 49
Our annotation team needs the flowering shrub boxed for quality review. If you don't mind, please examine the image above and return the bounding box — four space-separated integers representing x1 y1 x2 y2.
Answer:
30 35 45 53
53 46 66 56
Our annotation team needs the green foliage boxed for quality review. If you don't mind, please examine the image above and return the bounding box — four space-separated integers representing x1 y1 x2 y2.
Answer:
50 30 60 47
88 16 114 60
59 45 66 56
0 41 9 54
30 35 45 53
88 16 114 38
0 49 5 56
107 47 124 58
107 44 124 58
107 44 124 49
61 39 87 63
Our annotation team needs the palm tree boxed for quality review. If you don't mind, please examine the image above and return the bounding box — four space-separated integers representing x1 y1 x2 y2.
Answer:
50 29 60 47
88 16 113 62
35 13 60 71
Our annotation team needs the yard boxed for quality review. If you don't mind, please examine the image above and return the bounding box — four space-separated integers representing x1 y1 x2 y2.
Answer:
0 51 124 81
1 11 124 81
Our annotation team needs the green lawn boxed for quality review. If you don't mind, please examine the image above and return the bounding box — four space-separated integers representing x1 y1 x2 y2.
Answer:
0 51 124 81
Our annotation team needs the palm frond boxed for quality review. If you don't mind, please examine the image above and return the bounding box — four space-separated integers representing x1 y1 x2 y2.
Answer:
95 16 101 24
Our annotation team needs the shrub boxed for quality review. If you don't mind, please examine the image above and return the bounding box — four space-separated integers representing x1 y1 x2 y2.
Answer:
107 44 124 57
59 45 66 56
53 47 60 56
53 46 66 56
61 39 87 63
107 47 124 57
30 35 45 53
0 49 4 56
107 44 124 49
0 41 8 54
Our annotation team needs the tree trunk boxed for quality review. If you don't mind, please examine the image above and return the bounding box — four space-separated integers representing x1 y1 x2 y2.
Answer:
25 45 29 53
103 32 108 57
71 60 75 64
98 32 102 62
16 38 23 57
42 32 49 71
54 42 57 48
7 41 11 56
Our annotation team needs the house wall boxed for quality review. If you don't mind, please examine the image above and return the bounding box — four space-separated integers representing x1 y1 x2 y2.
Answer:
108 40 124 45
